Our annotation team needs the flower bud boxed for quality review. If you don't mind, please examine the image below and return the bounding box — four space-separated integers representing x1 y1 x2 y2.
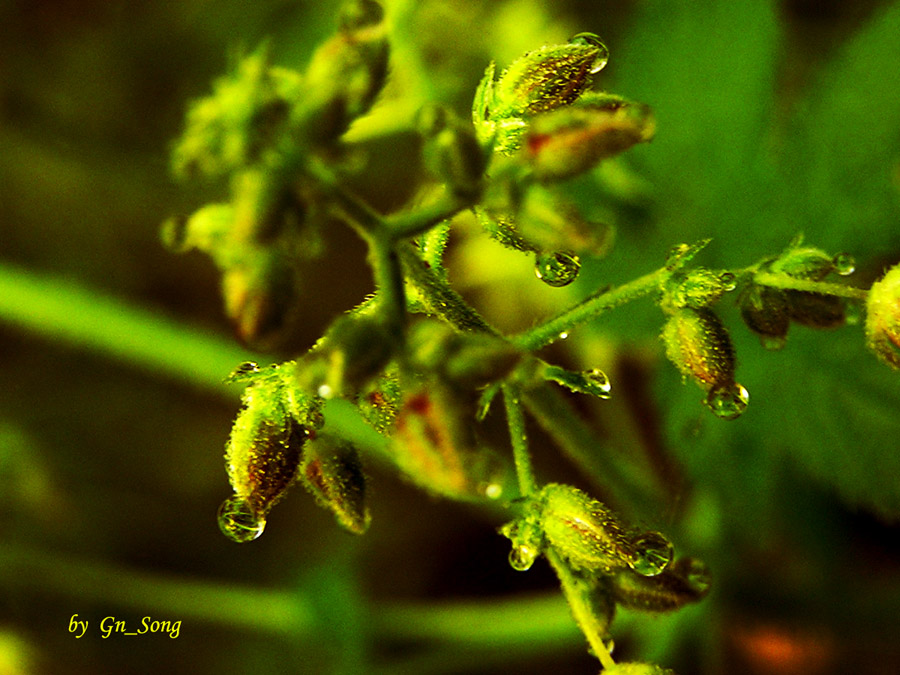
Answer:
417 104 488 199
389 385 506 501
524 94 655 181
866 263 900 369
302 0 389 143
494 38 607 118
324 315 395 396
662 267 735 313
219 379 308 542
770 246 835 281
662 308 736 388
300 436 370 534
610 557 711 612
738 282 789 350
539 483 635 573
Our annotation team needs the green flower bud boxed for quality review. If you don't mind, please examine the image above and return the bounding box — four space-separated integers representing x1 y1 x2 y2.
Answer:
524 94 655 181
539 483 635 573
302 0 389 144
738 282 789 350
770 246 835 281
417 104 488 199
661 267 735 313
662 308 736 388
866 263 900 369
162 203 234 256
300 436 370 534
324 315 395 396
219 379 308 542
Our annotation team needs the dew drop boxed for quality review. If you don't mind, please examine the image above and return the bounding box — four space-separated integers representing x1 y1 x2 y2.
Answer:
509 543 539 571
317 383 334 399
760 334 787 351
481 482 503 500
833 253 856 276
217 495 265 543
535 251 581 287
226 361 260 382
569 33 610 74
583 369 611 397
705 382 749 420
630 531 674 576
559 332 569 340
719 272 737 292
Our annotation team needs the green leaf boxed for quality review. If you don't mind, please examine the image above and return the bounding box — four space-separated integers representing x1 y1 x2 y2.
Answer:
782 0 900 256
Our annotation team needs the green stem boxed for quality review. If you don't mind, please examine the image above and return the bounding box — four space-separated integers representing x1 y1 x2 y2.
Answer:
398 242 498 334
0 263 255 397
753 270 869 300
513 267 669 351
502 384 537 497
545 549 617 671
385 188 471 241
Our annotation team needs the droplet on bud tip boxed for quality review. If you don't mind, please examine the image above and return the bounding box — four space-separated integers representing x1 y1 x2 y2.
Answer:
217 495 265 543
704 382 749 420
833 253 856 276
630 531 674 576
568 32 610 74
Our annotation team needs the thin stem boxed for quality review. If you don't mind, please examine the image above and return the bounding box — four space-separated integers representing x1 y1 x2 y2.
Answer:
502 384 537 497
398 242 498 334
385 188 472 241
370 234 407 336
753 270 869 300
545 549 617 671
513 267 669 351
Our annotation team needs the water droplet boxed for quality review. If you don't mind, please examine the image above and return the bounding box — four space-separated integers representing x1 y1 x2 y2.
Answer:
481 482 503 500
679 557 712 595
509 543 539 571
705 382 749 420
569 32 610 74
226 361 260 382
719 272 737 292
582 369 611 397
217 496 265 543
760 334 787 351
833 253 856 276
317 383 334 399
630 531 674 576
535 252 580 287
558 332 569 340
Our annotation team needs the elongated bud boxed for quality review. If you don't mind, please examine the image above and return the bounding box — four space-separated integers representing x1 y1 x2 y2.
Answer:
610 557 711 612
300 436 370 534
662 267 736 313
495 36 607 118
219 379 308 542
525 94 655 181
866 263 900 369
389 385 506 501
739 282 789 350
417 104 487 199
539 483 635 573
662 308 735 388
770 246 835 281
303 0 388 143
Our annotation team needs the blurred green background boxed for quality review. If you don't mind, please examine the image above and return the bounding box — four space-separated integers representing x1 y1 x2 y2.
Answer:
2 0 900 673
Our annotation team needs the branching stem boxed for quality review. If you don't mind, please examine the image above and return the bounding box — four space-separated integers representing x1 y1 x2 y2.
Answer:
502 384 537 497
753 270 869 300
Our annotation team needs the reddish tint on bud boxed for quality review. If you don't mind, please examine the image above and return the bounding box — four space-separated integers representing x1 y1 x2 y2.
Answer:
300 437 370 534
525 95 655 181
866 263 900 369
610 556 711 612
662 308 736 388
539 483 635 573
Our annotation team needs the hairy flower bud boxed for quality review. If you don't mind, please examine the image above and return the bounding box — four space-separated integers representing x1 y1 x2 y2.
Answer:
539 483 635 573
219 379 308 542
662 267 736 313
324 315 395 396
300 436 370 534
610 557 711 612
525 94 655 181
866 263 900 369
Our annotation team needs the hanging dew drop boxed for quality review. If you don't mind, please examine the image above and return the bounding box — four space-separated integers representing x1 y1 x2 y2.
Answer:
568 32 610 74
534 251 580 287
719 272 737 292
582 369 611 398
705 382 749 420
833 253 856 276
630 531 674 576
680 557 712 595
217 495 265 543
508 543 539 571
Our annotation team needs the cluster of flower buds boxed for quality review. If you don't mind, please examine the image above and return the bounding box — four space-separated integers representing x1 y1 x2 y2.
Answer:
471 34 653 287
165 1 390 348
660 253 748 420
217 363 369 542
866 262 900 369
739 240 854 350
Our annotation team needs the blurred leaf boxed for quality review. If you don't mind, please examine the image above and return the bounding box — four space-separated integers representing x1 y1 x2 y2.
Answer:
782 0 900 256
